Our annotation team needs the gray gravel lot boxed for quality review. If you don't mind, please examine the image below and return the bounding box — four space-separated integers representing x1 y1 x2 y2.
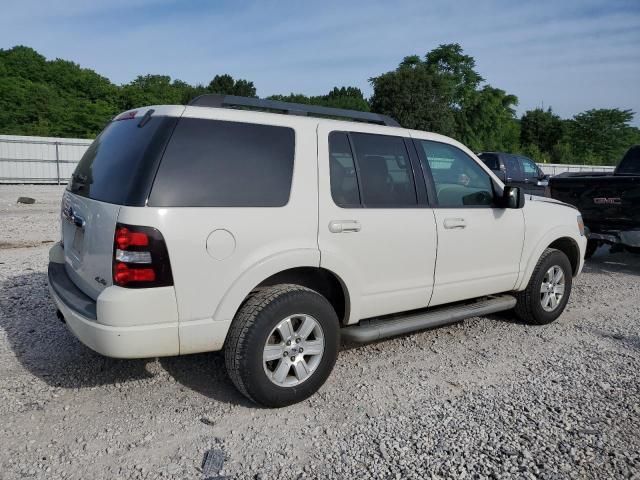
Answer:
1 185 639 479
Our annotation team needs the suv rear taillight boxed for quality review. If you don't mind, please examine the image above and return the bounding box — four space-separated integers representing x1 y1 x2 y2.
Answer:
113 224 173 288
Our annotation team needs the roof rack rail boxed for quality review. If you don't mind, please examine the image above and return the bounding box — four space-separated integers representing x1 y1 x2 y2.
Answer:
188 94 401 127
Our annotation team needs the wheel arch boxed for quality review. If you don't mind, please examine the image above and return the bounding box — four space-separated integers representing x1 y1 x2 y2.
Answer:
516 229 584 291
252 267 350 325
547 237 581 275
211 249 351 326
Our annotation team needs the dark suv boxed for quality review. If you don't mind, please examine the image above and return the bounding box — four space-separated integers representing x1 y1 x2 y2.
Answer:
478 152 549 196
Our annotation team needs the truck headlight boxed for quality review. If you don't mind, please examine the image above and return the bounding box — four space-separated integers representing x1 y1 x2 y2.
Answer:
577 215 585 236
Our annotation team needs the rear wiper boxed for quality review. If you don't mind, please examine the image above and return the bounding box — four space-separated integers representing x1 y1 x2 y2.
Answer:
72 173 88 184
138 109 155 128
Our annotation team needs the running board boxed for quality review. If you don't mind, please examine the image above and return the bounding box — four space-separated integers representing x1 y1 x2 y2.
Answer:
341 294 517 343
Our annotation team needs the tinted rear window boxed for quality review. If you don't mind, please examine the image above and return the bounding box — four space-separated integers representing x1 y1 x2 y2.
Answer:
478 153 500 170
350 132 417 207
68 116 177 205
617 146 640 175
149 118 295 207
329 132 361 207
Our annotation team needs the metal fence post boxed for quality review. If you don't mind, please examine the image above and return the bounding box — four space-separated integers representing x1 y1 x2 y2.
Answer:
55 142 60 185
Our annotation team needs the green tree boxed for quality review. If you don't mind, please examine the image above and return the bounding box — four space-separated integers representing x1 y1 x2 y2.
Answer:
423 44 519 150
371 44 518 148
369 56 456 134
207 74 256 97
424 43 483 109
324 87 369 111
269 86 369 112
456 85 519 152
2 43 639 161
520 108 564 156
0 46 120 137
568 108 638 165
120 75 188 109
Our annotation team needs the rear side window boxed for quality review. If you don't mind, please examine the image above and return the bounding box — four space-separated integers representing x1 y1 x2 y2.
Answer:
350 133 417 207
503 154 524 180
478 153 500 170
69 116 177 205
617 146 640 175
520 155 541 179
329 132 361 207
149 118 295 207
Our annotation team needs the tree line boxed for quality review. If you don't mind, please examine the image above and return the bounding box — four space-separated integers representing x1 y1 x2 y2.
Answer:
1 44 638 165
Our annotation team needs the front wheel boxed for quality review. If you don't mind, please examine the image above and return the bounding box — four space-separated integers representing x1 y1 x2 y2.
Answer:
224 284 339 407
514 248 573 325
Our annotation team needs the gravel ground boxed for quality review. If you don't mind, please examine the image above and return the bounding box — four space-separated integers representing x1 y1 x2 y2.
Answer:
1 184 639 480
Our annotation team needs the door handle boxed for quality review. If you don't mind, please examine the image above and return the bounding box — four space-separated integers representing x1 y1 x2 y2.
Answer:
328 220 361 233
443 218 466 229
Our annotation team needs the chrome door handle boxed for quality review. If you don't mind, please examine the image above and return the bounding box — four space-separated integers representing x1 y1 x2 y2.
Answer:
329 220 361 233
443 218 466 229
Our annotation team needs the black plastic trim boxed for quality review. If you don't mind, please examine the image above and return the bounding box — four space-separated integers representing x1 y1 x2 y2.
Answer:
48 262 97 320
189 94 401 127
405 138 429 206
412 138 440 207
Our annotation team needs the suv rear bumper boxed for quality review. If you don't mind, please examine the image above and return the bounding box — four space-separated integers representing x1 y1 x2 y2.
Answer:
47 244 180 358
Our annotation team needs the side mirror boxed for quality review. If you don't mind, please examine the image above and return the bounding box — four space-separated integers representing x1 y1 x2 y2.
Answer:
501 186 525 209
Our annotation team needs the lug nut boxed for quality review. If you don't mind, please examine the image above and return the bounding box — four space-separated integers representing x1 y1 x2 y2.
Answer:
283 351 288 357
290 356 295 362
296 338 301 343
286 340 291 346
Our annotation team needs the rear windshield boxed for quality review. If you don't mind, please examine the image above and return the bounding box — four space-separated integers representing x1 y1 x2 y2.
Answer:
68 115 177 205
616 145 640 175
148 118 295 207
478 153 500 170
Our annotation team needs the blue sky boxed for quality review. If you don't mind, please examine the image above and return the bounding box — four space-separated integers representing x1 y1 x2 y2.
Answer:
2 0 639 124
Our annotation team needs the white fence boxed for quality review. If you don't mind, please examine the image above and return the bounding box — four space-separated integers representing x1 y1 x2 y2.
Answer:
0 134 618 184
0 135 93 184
538 163 615 176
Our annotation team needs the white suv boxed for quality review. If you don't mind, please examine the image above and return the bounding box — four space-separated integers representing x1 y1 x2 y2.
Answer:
48 95 586 407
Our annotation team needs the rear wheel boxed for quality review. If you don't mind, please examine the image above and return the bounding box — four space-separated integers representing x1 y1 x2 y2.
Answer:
224 284 339 407
514 248 573 325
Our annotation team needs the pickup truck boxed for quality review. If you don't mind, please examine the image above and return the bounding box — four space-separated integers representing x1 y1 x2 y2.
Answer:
478 152 549 196
549 145 640 257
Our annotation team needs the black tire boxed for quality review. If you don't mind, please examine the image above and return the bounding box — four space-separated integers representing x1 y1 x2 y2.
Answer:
224 284 339 407
514 248 573 325
625 246 640 255
584 239 598 259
